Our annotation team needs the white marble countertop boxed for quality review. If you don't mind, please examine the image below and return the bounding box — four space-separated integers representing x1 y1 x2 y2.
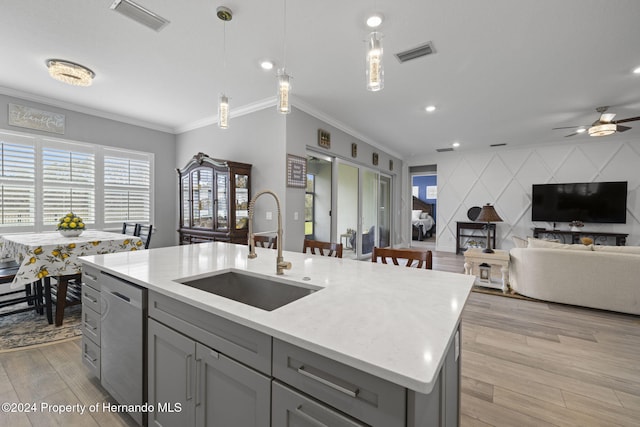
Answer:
80 242 474 394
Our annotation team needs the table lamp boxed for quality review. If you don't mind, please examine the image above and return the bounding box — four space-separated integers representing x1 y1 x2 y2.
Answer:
475 203 503 253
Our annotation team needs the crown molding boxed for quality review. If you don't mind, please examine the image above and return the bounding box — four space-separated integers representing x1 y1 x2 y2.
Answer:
291 97 404 160
175 96 277 134
0 86 175 134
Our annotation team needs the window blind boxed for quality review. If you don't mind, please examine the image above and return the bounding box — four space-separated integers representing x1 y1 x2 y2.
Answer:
0 140 35 225
104 154 151 223
42 147 95 225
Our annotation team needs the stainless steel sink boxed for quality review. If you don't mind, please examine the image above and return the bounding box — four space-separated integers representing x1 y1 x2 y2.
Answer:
177 270 317 311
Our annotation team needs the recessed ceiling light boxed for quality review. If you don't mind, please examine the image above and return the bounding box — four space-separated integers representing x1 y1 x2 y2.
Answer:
260 60 274 70
452 142 460 148
366 13 383 28
576 128 586 133
425 105 436 113
633 66 640 74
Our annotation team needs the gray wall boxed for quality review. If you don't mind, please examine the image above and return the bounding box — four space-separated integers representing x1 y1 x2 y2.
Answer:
0 94 176 249
407 137 640 251
176 107 287 244
176 106 406 253
285 107 405 252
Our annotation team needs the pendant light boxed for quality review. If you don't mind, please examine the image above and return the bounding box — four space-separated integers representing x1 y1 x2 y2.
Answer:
217 6 232 129
366 31 384 91
277 0 291 114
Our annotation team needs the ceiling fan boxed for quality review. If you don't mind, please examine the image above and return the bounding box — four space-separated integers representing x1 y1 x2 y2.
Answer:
553 106 640 137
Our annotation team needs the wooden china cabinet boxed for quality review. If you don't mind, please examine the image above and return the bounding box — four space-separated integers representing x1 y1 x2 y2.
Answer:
177 152 251 245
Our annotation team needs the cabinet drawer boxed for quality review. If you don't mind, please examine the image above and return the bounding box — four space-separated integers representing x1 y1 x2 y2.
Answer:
82 265 101 291
82 336 100 379
273 381 367 427
82 306 100 345
273 339 405 427
149 291 272 375
82 283 101 313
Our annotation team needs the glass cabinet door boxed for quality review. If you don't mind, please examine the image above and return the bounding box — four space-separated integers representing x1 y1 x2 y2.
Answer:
192 168 213 229
181 175 190 228
215 170 229 230
235 174 249 230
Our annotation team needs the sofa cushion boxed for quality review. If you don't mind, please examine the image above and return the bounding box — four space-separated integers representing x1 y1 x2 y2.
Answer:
593 245 640 255
527 237 592 251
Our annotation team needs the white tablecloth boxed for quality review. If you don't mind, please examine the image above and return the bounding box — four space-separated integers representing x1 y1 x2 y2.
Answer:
1 230 143 288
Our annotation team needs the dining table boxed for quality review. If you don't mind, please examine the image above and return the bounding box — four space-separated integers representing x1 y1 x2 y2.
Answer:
0 230 144 325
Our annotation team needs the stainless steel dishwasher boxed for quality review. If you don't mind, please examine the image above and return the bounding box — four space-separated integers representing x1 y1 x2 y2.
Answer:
100 273 146 426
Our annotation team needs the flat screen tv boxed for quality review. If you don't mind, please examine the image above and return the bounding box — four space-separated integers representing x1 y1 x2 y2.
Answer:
532 181 627 223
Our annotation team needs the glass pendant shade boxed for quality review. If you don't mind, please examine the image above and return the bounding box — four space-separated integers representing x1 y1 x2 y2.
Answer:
366 32 384 91
218 94 229 129
277 69 291 114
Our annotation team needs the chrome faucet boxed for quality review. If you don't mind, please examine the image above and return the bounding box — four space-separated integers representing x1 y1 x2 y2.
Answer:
248 190 292 275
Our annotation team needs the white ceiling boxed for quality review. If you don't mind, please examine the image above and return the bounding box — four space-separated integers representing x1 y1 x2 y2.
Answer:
2 0 640 159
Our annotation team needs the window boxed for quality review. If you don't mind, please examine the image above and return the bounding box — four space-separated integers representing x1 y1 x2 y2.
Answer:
305 174 314 237
104 149 151 224
42 144 95 225
0 137 35 226
0 130 153 232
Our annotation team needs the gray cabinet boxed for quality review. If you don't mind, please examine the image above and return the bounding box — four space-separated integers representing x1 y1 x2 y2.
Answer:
273 339 406 427
148 318 195 427
148 318 271 427
273 381 367 427
81 265 102 378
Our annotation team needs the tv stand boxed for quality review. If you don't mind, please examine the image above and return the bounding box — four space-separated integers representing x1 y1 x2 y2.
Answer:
533 228 627 246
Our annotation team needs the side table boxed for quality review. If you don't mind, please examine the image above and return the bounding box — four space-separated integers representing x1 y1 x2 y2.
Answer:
463 248 510 293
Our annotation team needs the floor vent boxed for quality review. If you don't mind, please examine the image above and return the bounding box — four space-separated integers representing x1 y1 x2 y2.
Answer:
110 0 170 32
395 42 436 63
436 147 454 152
490 143 507 147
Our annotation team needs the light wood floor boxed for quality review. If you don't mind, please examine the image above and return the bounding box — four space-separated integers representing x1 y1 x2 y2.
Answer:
1 251 639 426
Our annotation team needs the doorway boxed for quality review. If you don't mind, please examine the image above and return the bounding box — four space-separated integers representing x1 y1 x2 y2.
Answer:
409 165 437 251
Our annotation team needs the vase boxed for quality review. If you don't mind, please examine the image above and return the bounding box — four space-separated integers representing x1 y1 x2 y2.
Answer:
59 229 83 237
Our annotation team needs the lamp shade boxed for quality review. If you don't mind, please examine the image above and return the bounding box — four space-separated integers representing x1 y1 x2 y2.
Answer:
475 204 503 223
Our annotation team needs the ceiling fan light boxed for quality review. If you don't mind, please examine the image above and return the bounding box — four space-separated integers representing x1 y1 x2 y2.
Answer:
588 123 616 137
46 59 95 86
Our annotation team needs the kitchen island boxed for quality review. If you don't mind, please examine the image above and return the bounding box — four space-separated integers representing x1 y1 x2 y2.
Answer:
80 242 474 426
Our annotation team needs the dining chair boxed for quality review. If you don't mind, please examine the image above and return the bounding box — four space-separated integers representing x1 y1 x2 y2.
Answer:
122 222 139 235
135 224 153 249
302 239 343 258
0 260 50 321
254 235 277 249
371 247 433 269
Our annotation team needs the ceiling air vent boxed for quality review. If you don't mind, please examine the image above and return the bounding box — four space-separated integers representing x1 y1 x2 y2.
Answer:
395 42 436 63
110 0 170 32
436 147 454 153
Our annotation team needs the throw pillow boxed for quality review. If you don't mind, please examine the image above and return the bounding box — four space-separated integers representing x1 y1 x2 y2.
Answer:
593 245 640 255
511 236 528 248
411 210 421 221
419 212 429 219
527 237 593 251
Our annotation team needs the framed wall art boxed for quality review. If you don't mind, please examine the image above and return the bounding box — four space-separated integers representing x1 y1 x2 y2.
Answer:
286 154 307 188
372 152 379 166
318 129 331 149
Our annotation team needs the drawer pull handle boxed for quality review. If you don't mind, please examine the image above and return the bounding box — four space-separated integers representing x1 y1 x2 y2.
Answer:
83 352 97 363
295 405 329 427
84 319 97 331
83 293 98 304
297 366 359 398
84 273 98 281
